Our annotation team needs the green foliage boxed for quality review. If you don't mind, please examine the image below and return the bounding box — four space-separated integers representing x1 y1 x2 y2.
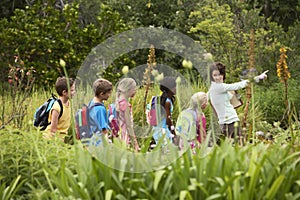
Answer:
1 0 300 198
256 79 300 128
0 1 128 86
187 0 290 85
1 128 300 199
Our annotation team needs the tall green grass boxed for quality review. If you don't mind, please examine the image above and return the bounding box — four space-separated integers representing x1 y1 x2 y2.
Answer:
1 128 300 199
1 80 300 199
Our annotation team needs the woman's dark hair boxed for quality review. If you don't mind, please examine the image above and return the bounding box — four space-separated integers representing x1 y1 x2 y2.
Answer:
210 62 226 81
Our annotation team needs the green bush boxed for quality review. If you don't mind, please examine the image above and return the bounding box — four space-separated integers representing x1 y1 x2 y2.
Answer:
256 79 300 128
0 2 128 87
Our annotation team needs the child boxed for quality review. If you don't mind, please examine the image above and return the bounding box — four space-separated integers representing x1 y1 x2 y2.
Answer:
44 77 76 141
88 78 113 146
115 78 139 151
176 92 208 152
152 76 177 145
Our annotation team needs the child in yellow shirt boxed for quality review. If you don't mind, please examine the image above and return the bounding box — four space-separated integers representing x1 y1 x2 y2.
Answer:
44 77 76 141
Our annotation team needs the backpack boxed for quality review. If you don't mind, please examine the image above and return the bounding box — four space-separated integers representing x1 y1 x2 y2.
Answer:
175 109 198 141
146 96 159 126
146 96 168 126
75 102 103 140
34 94 63 131
107 103 120 137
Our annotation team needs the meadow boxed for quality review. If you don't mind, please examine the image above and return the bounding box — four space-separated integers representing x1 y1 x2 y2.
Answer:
1 1 300 199
1 74 300 199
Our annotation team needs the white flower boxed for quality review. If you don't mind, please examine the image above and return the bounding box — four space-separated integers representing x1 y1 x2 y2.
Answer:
151 69 159 77
203 53 213 61
182 59 193 69
59 59 66 67
176 77 181 84
122 65 129 74
155 73 164 82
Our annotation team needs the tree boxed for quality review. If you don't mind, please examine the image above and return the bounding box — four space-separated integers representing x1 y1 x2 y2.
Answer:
0 1 128 86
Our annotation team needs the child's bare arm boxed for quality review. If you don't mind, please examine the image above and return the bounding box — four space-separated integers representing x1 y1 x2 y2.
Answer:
49 109 59 133
124 106 139 151
165 101 175 134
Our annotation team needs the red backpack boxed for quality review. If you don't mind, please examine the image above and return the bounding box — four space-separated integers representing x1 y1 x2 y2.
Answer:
107 103 120 137
146 96 166 126
75 103 103 140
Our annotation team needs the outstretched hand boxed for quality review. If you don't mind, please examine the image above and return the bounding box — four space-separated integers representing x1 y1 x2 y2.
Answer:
255 70 269 82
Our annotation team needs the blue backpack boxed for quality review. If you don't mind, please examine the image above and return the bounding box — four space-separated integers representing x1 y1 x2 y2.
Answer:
33 94 63 131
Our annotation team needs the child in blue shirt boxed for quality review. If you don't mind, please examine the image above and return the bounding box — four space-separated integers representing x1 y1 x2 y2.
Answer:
88 78 113 146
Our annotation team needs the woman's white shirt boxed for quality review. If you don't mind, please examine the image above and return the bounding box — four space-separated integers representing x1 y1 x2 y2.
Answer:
208 80 248 124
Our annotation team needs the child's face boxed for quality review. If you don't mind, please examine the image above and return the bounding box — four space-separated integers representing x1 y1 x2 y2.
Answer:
171 87 176 95
69 83 76 99
102 90 112 101
201 96 208 109
128 82 137 98
167 86 176 98
212 70 224 83
129 87 136 98
64 83 76 100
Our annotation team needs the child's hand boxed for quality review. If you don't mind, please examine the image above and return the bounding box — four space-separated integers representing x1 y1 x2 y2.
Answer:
259 70 269 79
255 70 269 82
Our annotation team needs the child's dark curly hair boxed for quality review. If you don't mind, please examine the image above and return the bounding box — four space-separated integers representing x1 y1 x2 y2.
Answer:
159 76 176 106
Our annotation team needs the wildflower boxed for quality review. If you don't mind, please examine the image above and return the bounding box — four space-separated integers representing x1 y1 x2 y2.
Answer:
273 121 280 127
176 77 181 84
151 69 159 77
155 73 164 82
276 47 290 83
122 65 129 75
59 59 66 67
182 59 193 69
203 53 213 61
234 121 239 128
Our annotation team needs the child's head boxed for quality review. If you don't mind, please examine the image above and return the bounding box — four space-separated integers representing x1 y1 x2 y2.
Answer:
93 78 113 100
159 76 176 96
55 77 75 98
210 62 226 82
117 78 137 98
190 92 208 110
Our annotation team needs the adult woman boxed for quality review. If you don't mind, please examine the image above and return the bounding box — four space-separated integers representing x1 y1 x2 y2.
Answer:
208 62 268 143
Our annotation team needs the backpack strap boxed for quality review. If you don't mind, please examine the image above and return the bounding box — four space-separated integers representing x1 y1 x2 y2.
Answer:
56 99 64 119
89 102 104 109
51 93 64 119
109 104 113 115
88 101 105 133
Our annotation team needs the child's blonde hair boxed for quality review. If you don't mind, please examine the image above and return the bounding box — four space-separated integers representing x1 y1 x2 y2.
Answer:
190 92 207 112
115 77 137 112
116 78 136 97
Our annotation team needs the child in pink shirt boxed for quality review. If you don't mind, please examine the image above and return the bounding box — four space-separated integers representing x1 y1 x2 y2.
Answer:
115 78 139 152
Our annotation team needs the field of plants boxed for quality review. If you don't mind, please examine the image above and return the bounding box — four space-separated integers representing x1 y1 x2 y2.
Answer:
1 64 300 199
1 0 300 199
